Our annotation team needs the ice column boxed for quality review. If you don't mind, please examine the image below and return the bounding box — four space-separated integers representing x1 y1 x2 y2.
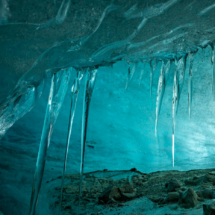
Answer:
29 69 72 215
59 71 83 214
78 68 97 214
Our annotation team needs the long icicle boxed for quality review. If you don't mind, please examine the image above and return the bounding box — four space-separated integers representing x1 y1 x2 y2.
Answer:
188 52 194 120
150 59 157 97
139 60 145 86
155 61 165 136
78 68 97 214
29 75 55 215
155 60 170 136
59 71 83 215
171 56 187 167
172 62 178 168
29 69 71 215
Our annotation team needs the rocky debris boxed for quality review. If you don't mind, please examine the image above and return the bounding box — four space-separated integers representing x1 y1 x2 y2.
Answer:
178 188 198 208
203 201 215 215
50 168 215 214
164 192 179 203
205 172 215 183
197 189 215 199
165 179 181 192
184 176 203 186
98 186 121 204
98 182 136 204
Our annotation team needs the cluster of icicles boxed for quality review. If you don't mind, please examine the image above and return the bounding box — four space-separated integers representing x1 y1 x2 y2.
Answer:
28 67 97 215
7 44 214 215
126 44 215 169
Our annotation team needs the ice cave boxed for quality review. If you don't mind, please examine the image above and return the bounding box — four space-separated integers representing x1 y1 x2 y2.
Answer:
2 0 215 214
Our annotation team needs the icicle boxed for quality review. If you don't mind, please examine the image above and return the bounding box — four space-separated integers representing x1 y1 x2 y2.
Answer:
139 61 145 86
155 60 171 136
125 62 136 90
172 65 178 168
188 52 194 120
29 69 72 215
171 56 186 167
178 56 187 97
59 71 83 215
155 61 165 136
164 60 171 81
212 45 215 100
78 68 97 214
29 75 55 215
150 59 157 97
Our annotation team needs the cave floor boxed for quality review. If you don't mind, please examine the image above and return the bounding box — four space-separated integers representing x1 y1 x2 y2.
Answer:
47 168 215 214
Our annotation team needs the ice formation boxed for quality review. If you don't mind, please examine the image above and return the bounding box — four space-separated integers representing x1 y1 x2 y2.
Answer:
1 0 215 214
29 69 72 215
78 68 97 214
59 70 83 214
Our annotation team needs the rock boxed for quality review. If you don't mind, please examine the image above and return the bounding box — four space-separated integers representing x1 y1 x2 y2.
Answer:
119 182 135 194
165 179 181 192
205 172 215 183
130 168 137 171
203 201 215 215
98 186 121 204
164 192 179 203
178 188 198 208
198 189 215 199
184 176 202 186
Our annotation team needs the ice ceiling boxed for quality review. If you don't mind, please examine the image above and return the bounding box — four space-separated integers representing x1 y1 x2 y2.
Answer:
1 0 215 214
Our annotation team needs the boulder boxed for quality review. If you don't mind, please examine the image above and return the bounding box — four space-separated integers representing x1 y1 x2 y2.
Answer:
203 201 215 215
98 182 136 204
98 186 121 204
205 172 215 183
198 189 215 199
165 179 181 192
178 188 198 208
184 176 203 186
164 192 179 203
